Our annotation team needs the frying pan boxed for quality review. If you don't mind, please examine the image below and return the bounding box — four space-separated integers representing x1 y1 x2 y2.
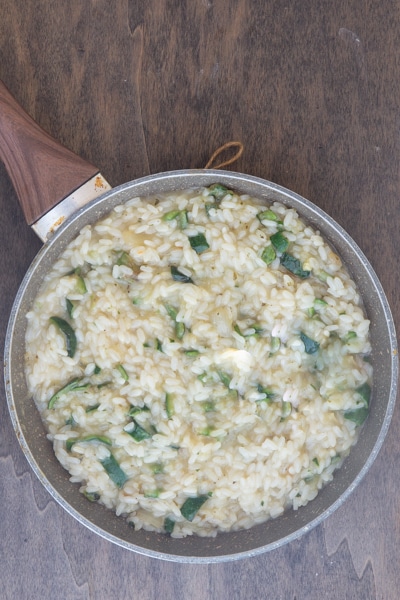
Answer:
2 80 398 562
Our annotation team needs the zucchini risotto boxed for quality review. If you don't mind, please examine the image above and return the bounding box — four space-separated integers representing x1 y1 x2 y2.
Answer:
25 184 372 537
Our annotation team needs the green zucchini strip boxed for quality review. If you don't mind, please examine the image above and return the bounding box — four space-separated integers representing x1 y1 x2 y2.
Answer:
66 435 112 452
100 454 128 488
180 495 209 521
171 266 194 283
189 232 209 254
280 253 310 279
49 316 77 358
48 378 89 409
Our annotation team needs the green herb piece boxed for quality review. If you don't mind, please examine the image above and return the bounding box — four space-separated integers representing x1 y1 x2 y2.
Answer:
162 210 188 229
165 303 178 320
227 389 239 401
144 489 160 498
180 495 209 521
85 403 100 413
74 272 87 294
198 426 214 436
151 463 164 474
217 370 232 388
317 270 329 283
205 202 219 215
164 517 175 533
202 401 216 412
300 332 320 355
314 298 328 309
189 232 209 254
257 209 282 223
356 382 371 407
270 336 281 354
280 253 311 279
344 407 369 426
164 303 186 339
162 210 181 221
165 392 175 418
312 457 319 466
49 316 77 358
66 435 112 452
256 384 275 403
233 323 244 337
115 250 132 267
156 338 163 352
65 268 87 294
128 405 150 417
178 210 189 230
234 323 263 338
248 323 264 337
197 372 210 384
125 420 153 442
117 364 129 381
94 364 101 375
208 183 232 201
307 307 316 318
175 321 186 340
343 331 357 343
113 250 140 276
281 401 292 420
261 245 276 265
205 184 233 215
270 231 289 253
183 349 200 357
83 490 101 502
48 378 89 409
171 266 193 283
66 298 76 319
100 454 128 488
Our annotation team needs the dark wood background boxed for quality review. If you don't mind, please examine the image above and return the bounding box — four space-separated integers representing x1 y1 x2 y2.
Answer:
1 2 399 598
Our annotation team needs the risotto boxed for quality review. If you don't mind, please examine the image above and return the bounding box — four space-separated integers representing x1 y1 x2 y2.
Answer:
25 184 372 538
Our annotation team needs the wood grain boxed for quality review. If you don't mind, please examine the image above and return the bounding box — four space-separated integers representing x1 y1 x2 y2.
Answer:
0 1 399 598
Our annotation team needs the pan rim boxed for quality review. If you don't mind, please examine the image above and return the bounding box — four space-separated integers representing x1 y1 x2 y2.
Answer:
4 169 398 562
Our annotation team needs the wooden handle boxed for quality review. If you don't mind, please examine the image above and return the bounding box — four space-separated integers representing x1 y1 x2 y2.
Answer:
0 80 99 225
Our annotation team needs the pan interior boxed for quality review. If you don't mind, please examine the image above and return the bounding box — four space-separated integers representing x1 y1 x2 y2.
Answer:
5 170 397 562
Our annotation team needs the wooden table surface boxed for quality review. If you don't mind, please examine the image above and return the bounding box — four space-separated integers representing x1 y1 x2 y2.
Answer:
1 2 399 598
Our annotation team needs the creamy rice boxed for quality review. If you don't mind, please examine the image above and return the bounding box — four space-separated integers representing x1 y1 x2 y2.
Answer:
25 184 372 537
